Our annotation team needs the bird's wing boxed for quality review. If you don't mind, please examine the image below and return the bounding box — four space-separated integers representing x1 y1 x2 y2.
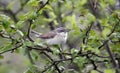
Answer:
39 31 56 39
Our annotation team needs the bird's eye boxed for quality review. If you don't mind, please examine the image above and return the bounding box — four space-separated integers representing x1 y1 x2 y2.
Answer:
59 30 64 32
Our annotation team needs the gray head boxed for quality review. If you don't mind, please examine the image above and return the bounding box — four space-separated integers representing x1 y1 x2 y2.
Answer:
54 27 70 33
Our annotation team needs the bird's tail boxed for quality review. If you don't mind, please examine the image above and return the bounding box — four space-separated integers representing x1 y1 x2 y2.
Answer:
31 30 42 38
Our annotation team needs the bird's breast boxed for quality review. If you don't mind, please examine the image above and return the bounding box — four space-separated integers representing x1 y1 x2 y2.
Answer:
46 32 68 45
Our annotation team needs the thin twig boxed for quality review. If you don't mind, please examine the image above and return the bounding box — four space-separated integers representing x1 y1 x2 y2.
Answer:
27 20 34 42
83 23 93 44
107 20 120 37
26 48 35 64
41 63 54 73
27 0 50 42
0 43 23 54
26 46 52 52
98 39 109 49
105 43 119 73
42 51 61 73
36 0 50 14
86 54 103 73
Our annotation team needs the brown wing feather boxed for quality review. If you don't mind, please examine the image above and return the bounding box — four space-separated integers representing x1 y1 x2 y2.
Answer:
39 31 56 39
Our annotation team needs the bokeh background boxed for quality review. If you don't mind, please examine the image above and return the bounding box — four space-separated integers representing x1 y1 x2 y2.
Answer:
0 0 120 73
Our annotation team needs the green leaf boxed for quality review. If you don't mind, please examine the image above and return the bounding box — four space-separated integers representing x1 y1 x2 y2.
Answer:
0 55 4 59
44 5 53 11
16 21 24 28
1 44 13 52
71 14 76 27
73 57 86 69
24 65 41 73
102 28 111 37
49 12 56 19
0 25 4 31
51 47 60 55
71 48 79 57
86 13 96 22
17 30 24 37
91 70 99 73
23 40 33 47
85 45 93 51
100 2 107 9
79 0 87 6
74 0 87 8
100 18 108 26
19 11 37 20
24 69 32 73
6 0 16 9
104 69 115 73
31 51 39 61
0 14 14 29
27 0 39 7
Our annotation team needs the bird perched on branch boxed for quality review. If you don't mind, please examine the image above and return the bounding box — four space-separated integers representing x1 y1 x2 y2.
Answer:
31 27 71 59
31 27 70 45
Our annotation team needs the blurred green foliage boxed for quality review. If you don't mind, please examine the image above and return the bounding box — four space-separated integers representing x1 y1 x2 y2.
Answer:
0 0 120 73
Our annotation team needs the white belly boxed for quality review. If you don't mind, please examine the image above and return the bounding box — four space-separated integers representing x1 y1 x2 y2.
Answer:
46 32 68 45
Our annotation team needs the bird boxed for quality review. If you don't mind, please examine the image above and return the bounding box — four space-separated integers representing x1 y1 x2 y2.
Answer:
31 27 70 59
31 27 70 45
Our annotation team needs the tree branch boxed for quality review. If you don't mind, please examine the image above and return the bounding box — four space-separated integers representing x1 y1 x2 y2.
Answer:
42 52 61 73
107 20 120 37
83 23 93 44
27 20 34 42
36 0 50 14
26 48 35 64
105 43 119 73
0 43 23 55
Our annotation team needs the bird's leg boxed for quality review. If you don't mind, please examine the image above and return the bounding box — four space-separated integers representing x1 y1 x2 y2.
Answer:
43 44 53 53
46 45 53 53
